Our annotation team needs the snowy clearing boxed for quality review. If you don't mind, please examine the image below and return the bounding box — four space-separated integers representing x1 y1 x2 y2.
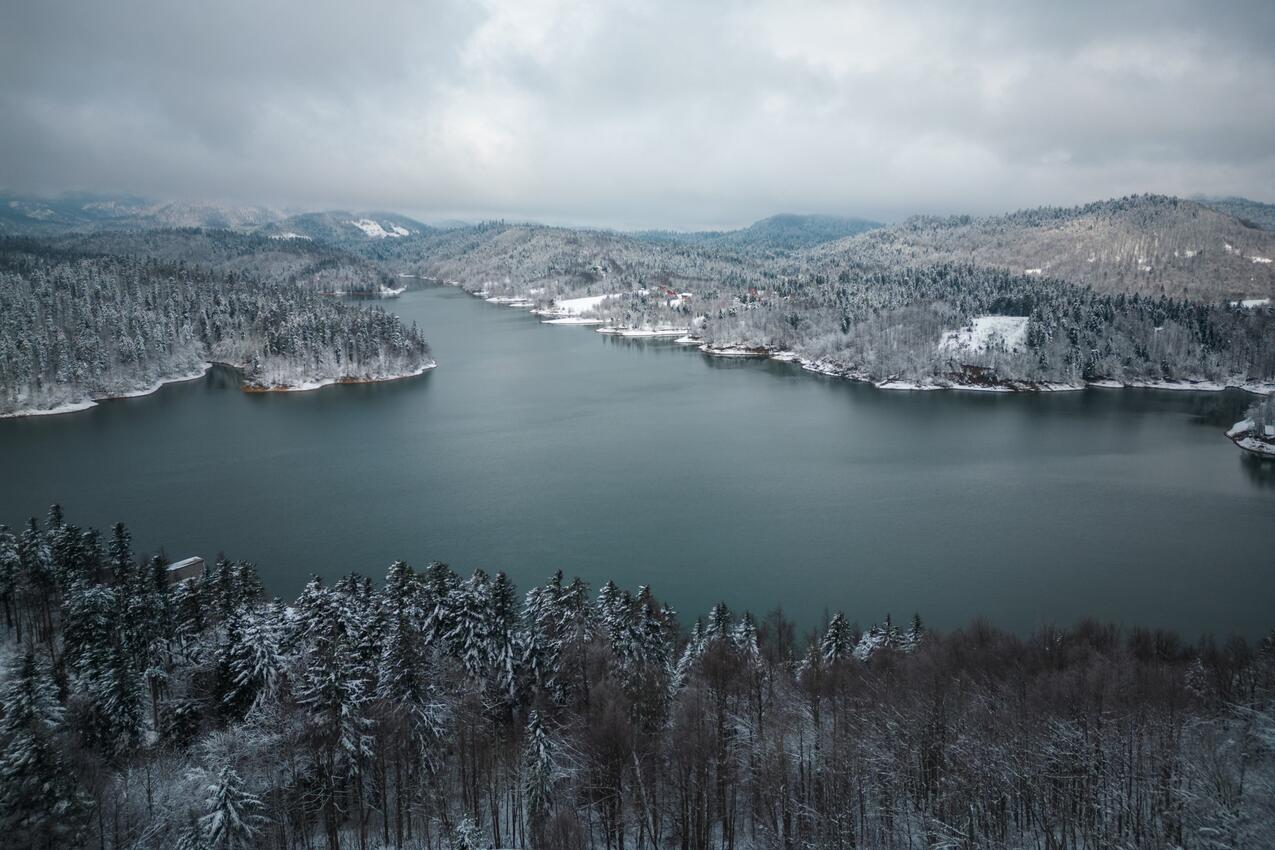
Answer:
349 219 409 239
938 316 1028 354
1230 298 1271 309
268 232 311 240
555 293 622 314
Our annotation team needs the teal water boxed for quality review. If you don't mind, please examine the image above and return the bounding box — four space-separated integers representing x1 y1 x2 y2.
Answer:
2 285 1271 637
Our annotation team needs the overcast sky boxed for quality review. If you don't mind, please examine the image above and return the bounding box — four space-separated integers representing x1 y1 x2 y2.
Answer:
2 0 1273 229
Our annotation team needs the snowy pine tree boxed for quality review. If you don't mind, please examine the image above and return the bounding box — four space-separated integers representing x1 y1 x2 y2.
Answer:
0 651 89 849
198 766 265 850
523 710 554 847
821 612 854 663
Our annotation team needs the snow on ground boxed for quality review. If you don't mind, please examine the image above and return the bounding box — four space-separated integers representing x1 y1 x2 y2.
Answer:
349 219 408 239
1251 256 1272 264
555 293 621 314
697 343 770 356
541 317 604 325
938 316 1028 355
875 380 944 391
599 326 689 337
328 286 406 297
1230 298 1271 309
1024 268 1043 275
257 361 436 393
543 317 604 325
0 399 99 419
0 364 212 419
268 232 311 240
1228 418 1275 457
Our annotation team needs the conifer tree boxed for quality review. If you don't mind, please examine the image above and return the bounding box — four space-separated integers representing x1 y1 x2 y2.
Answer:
0 651 89 850
199 766 264 850
821 612 854 662
523 710 554 846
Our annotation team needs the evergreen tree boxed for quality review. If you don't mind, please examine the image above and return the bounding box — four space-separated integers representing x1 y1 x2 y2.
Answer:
445 569 491 678
199 766 264 850
821 612 854 662
523 710 554 846
0 651 89 850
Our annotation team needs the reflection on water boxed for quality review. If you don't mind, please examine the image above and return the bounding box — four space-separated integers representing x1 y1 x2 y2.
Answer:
1240 452 1275 490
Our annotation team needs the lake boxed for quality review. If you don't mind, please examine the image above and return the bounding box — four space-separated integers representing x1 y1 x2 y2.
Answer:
2 284 1272 638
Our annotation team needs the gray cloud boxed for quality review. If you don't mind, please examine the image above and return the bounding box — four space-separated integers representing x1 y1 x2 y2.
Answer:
2 0 1272 228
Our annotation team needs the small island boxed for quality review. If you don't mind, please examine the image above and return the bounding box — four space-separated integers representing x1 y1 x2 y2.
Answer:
1228 396 1275 458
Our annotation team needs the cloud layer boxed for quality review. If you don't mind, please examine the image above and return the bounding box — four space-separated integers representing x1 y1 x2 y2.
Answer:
3 0 1273 227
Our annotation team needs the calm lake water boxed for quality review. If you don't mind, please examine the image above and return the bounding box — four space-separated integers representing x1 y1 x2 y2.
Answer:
2 285 1272 637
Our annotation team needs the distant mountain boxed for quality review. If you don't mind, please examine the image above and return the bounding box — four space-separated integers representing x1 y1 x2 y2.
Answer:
257 211 431 246
0 192 284 234
0 192 150 233
816 194 1275 301
1193 195 1275 231
637 213 881 251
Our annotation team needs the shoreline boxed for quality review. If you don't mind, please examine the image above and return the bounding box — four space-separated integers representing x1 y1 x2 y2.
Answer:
241 361 437 393
1 360 437 419
0 364 213 420
437 280 1275 399
1226 418 1275 459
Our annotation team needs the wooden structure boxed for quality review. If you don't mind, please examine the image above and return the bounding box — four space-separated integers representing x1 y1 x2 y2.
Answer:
165 556 205 584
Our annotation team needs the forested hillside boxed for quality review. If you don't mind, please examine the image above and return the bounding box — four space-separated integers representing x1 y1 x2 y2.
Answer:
0 244 433 416
817 195 1275 301
0 192 286 235
636 213 881 252
1 507 1272 850
1196 196 1275 231
407 222 764 295
44 229 404 296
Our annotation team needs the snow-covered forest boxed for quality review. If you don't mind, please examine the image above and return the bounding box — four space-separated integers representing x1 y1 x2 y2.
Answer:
403 197 1275 391
2 507 1272 850
0 244 433 416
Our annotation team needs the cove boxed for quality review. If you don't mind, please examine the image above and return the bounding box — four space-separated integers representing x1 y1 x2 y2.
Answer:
1 284 1271 638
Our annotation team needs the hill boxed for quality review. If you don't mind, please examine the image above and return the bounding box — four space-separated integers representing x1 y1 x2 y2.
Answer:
0 192 285 234
34 228 400 295
816 195 1275 302
1194 195 1275 231
637 212 880 251
256 210 431 247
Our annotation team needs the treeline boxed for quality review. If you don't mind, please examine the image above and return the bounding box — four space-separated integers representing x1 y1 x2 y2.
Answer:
1 507 1272 850
592 263 1275 387
0 244 432 415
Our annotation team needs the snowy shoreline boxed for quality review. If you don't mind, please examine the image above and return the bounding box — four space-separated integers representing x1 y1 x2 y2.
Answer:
241 361 437 393
1227 418 1275 458
0 364 214 419
1 360 438 419
450 279 1275 399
